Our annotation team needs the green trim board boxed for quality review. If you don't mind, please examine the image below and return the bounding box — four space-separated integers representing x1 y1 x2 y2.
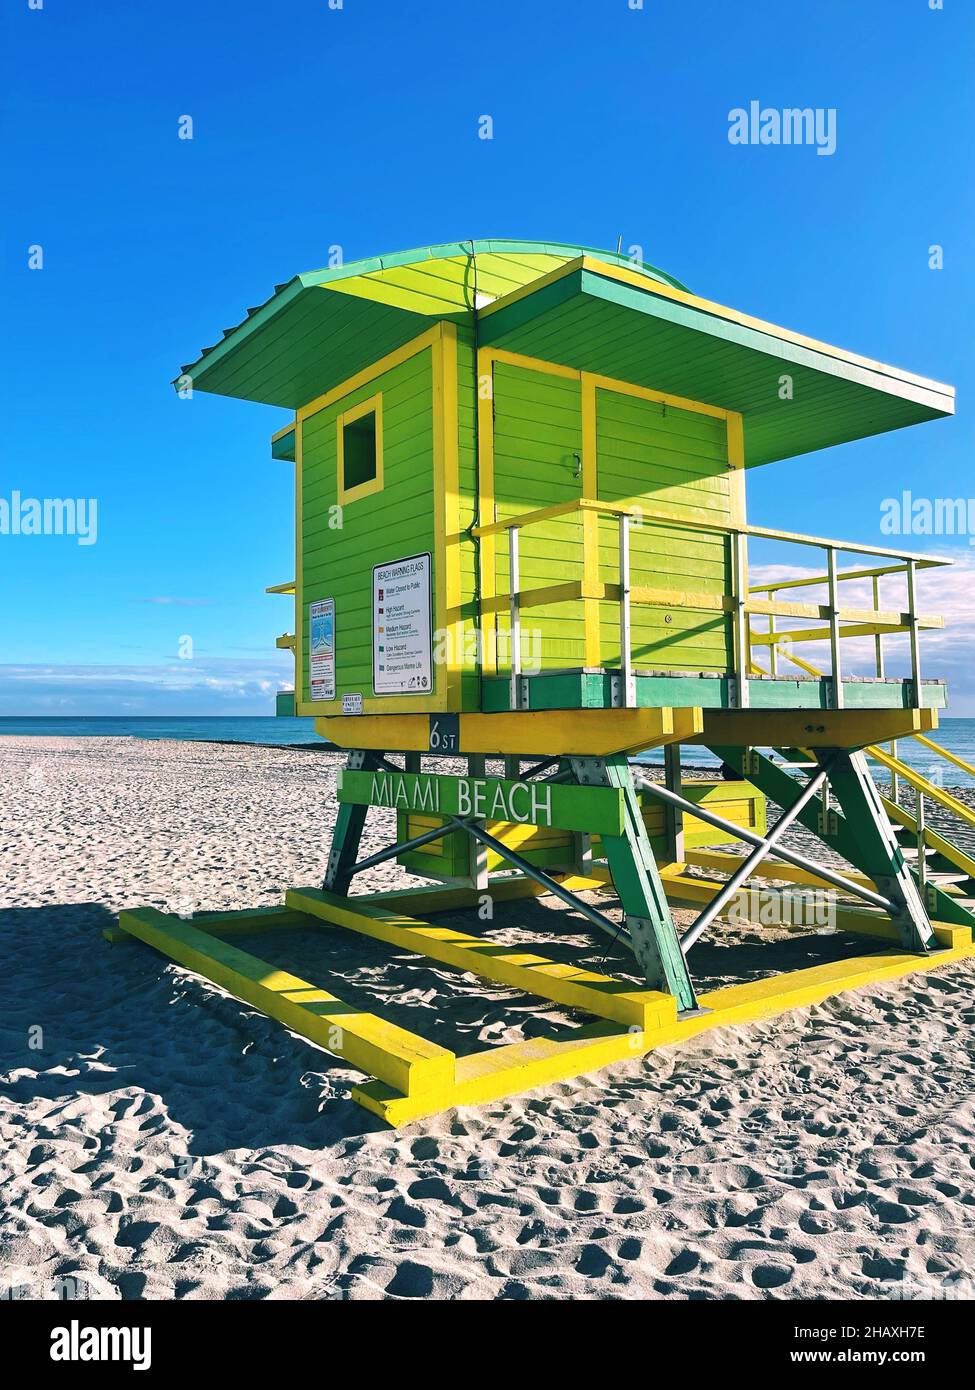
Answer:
481 672 948 713
337 767 626 835
271 424 296 461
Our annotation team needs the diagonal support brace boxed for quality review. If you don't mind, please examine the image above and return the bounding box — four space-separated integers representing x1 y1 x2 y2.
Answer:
708 745 936 953
323 749 384 895
572 755 698 1012
815 748 936 952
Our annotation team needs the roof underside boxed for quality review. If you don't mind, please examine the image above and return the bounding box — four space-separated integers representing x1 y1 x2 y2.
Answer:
480 265 955 468
179 240 954 468
178 239 686 409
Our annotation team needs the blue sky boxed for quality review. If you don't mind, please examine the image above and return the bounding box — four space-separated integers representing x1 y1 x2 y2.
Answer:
2 0 973 713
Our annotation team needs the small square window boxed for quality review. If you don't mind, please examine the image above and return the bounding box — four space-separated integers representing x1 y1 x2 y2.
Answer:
337 396 383 503
343 411 377 490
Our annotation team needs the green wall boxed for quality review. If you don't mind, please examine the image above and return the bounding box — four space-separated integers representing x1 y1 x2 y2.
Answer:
487 362 735 676
296 329 737 713
492 361 586 670
594 386 733 672
300 346 435 706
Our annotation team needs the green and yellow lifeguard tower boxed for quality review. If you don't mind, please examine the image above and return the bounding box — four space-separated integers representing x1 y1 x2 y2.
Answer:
115 240 975 1126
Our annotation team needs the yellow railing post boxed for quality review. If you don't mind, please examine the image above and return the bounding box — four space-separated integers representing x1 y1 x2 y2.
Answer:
618 512 633 707
826 545 843 709
873 572 898 804
509 526 521 712
731 529 750 708
906 557 922 708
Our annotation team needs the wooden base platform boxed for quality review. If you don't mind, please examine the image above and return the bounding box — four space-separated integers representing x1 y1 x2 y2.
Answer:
109 880 974 1129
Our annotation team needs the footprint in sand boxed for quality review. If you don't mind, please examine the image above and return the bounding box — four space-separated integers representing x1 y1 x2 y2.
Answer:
385 1261 435 1297
386 1196 427 1229
751 1263 793 1289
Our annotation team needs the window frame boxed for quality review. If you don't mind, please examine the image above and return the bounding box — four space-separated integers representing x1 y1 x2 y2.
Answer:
336 393 384 504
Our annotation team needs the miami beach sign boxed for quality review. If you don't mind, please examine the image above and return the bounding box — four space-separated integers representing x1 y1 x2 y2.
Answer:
337 770 625 836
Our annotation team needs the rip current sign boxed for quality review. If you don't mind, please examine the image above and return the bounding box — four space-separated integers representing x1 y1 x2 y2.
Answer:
429 714 459 753
309 598 335 701
373 553 432 696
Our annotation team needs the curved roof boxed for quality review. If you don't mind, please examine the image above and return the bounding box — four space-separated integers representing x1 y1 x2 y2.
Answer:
177 239 953 469
177 239 689 406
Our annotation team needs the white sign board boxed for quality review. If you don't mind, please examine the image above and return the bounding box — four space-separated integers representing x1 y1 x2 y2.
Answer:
309 598 335 701
373 553 432 695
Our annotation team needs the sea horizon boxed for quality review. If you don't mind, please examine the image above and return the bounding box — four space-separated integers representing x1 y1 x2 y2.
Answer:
3 713 974 782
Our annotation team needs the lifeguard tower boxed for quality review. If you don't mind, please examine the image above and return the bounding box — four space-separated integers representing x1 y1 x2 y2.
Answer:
115 241 975 1126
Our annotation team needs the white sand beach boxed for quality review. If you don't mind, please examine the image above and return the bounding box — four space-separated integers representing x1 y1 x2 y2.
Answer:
2 735 975 1301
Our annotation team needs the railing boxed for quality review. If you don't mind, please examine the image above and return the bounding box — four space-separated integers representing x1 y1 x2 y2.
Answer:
742 555 975 874
472 497 949 713
747 557 975 854
746 557 937 707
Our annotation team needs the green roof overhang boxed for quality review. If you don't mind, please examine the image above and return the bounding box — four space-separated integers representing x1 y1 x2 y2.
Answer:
175 239 687 409
478 263 955 467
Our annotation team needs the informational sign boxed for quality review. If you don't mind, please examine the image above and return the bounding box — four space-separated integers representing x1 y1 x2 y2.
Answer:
342 692 363 715
309 598 335 701
373 552 432 696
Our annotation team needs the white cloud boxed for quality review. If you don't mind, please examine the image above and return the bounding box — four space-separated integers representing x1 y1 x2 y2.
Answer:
0 656 294 715
748 549 975 713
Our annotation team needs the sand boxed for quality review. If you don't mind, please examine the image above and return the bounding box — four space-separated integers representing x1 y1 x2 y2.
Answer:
2 734 975 1301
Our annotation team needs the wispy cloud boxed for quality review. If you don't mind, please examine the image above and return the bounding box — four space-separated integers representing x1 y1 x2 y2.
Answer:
0 656 293 715
136 597 214 607
749 549 975 714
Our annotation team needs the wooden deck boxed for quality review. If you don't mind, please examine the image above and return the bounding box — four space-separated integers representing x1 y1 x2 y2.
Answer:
482 670 947 714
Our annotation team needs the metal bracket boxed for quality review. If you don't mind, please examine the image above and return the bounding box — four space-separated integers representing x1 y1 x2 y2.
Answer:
609 673 637 709
569 756 604 786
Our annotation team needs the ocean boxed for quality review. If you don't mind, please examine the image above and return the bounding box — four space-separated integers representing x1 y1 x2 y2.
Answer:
0 715 322 747
1 715 973 782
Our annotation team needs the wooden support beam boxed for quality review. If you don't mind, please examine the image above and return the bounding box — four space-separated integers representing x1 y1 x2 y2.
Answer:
286 888 676 1032
316 706 704 758
355 934 974 1126
709 744 943 950
112 890 974 1129
366 872 609 916
115 908 455 1098
701 708 938 750
574 755 698 1011
816 749 935 951
684 848 875 894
